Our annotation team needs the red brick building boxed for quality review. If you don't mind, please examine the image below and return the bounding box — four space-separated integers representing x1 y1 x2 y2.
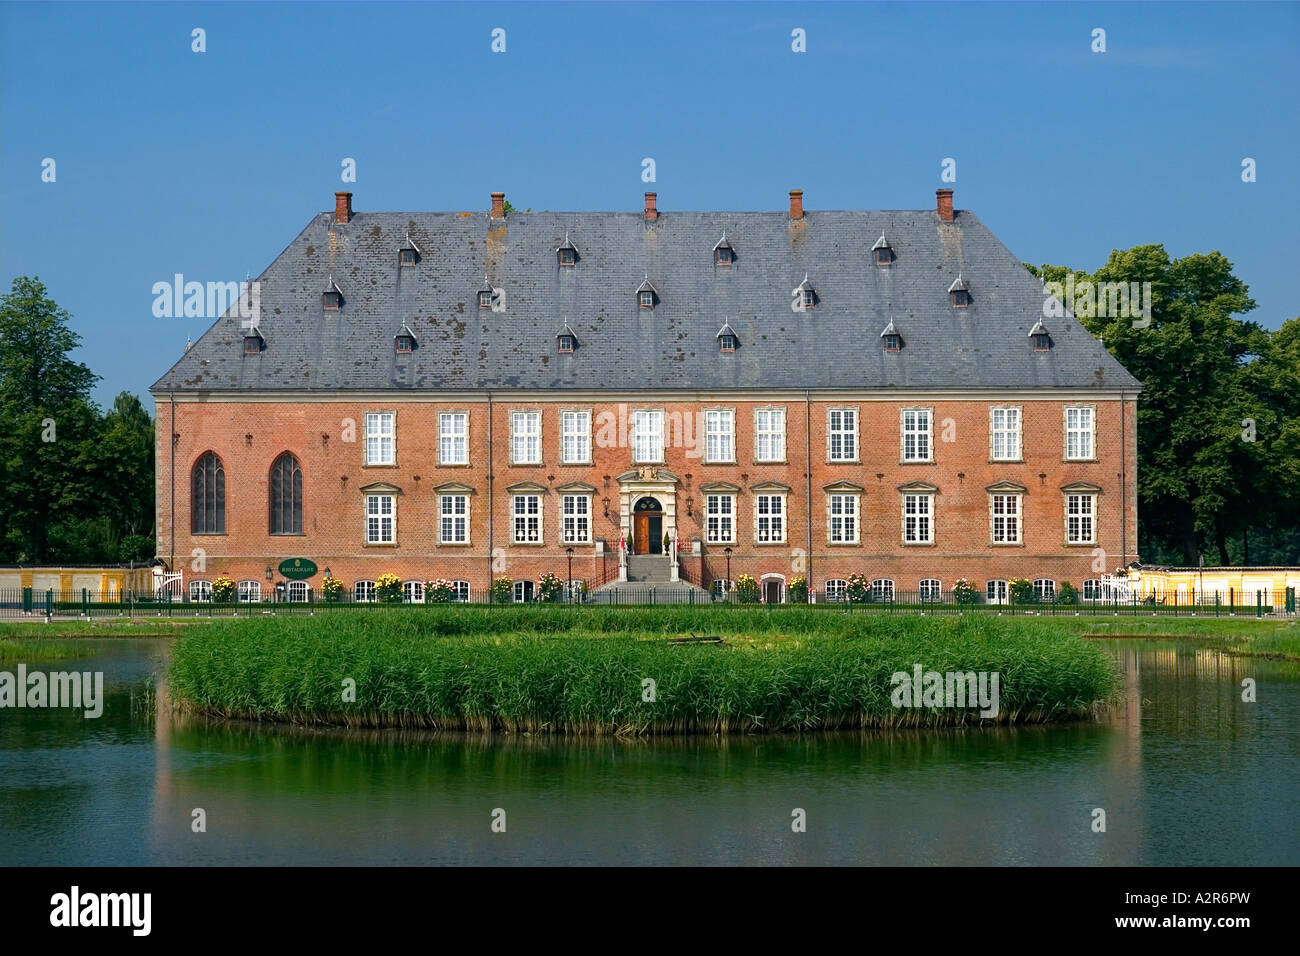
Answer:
151 189 1140 603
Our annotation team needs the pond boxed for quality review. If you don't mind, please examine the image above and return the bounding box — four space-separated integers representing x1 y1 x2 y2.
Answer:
1 638 1296 865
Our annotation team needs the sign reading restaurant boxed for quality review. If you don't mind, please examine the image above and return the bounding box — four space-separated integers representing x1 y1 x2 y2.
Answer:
278 559 318 580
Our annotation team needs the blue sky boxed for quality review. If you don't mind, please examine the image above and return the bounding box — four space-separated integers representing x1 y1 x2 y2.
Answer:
2 1 1296 408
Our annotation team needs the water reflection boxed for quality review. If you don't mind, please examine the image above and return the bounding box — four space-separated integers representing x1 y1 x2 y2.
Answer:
0 638 1297 865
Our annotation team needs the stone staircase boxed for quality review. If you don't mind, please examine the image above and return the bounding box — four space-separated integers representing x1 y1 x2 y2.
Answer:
588 554 711 604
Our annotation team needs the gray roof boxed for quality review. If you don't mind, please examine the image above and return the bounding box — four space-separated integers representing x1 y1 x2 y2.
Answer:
151 204 1142 393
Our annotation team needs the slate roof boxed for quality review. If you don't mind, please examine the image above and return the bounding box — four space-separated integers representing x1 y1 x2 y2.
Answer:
151 202 1142 394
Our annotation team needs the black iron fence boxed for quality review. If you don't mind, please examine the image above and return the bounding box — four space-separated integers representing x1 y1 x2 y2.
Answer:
2 585 1296 618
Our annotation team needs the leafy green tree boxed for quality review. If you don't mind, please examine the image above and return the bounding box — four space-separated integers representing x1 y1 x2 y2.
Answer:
0 277 102 562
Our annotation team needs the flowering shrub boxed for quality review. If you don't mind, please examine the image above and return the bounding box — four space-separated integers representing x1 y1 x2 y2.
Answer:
846 573 871 604
321 576 343 603
1056 581 1079 605
212 576 236 603
952 578 979 605
537 571 564 603
734 573 759 603
1009 578 1036 605
787 575 808 604
426 579 456 603
490 576 513 604
375 573 403 604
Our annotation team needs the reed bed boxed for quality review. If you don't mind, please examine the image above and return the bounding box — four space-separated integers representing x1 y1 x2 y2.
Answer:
167 609 1119 734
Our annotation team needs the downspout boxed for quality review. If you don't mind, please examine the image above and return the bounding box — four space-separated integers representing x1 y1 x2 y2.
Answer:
169 389 175 573
486 391 494 593
804 390 813 601
1120 390 1128 568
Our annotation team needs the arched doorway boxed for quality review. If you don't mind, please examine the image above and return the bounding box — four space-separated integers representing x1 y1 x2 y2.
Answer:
632 497 663 554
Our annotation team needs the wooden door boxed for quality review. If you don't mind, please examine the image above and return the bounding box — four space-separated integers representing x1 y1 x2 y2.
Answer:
634 513 662 553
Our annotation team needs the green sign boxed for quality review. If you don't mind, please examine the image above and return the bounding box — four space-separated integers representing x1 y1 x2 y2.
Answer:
278 559 319 580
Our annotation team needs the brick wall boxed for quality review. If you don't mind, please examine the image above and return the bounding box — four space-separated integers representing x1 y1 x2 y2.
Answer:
155 394 1137 597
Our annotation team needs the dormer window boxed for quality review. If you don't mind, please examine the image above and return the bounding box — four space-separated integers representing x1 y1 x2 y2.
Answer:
948 274 971 308
1029 321 1051 351
323 276 343 311
556 234 579 267
880 320 903 352
717 322 738 353
713 235 734 266
795 275 815 310
394 324 417 354
399 234 421 267
243 330 265 355
635 276 658 309
557 321 578 354
872 235 893 266
478 290 493 309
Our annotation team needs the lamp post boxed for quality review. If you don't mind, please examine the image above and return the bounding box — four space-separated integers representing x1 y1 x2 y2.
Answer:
725 547 733 592
566 547 574 604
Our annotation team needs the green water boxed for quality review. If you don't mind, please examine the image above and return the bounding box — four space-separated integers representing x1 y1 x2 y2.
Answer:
0 638 1296 865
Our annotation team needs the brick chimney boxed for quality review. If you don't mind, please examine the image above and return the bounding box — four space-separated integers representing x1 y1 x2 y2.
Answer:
644 192 658 220
789 189 804 220
334 191 352 224
936 188 954 222
490 192 506 219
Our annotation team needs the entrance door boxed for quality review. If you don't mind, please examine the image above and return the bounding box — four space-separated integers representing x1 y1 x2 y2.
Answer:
632 497 663 554
764 580 782 604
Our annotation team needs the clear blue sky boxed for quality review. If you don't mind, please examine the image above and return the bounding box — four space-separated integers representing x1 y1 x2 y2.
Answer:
2 1 1296 408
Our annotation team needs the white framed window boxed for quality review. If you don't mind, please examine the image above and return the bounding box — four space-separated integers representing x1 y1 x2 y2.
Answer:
562 494 591 543
706 493 735 543
561 410 591 464
1034 578 1056 601
366 494 395 544
991 494 1021 544
824 579 848 602
364 412 395 465
986 579 1008 605
513 494 542 543
872 579 895 602
439 412 468 465
902 408 932 462
990 407 1021 461
632 409 664 463
828 408 857 461
711 579 733 601
237 580 261 603
513 580 534 603
903 493 933 544
704 409 735 463
1066 493 1096 544
189 580 212 603
403 580 425 604
828 494 858 543
287 581 309 603
755 494 785 543
440 494 469 544
511 411 541 465
451 581 471 602
755 407 786 462
919 579 942 600
353 581 375 603
1082 579 1102 601
1065 406 1095 460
